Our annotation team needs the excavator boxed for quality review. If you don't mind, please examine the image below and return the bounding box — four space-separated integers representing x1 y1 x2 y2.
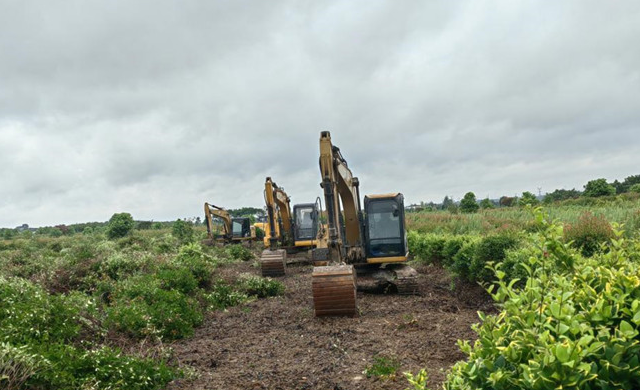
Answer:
203 202 256 246
311 131 417 316
259 177 322 277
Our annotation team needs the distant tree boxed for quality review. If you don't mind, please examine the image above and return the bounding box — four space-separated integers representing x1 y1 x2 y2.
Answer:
543 188 581 203
460 192 479 213
228 207 263 217
583 178 616 197
499 196 516 207
519 191 539 206
136 220 153 230
480 198 494 209
614 175 640 194
172 219 194 244
195 216 202 225
442 196 454 210
629 183 640 193
106 212 135 239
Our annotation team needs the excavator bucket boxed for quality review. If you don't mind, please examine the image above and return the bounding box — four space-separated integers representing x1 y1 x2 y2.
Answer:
260 249 286 277
312 265 357 316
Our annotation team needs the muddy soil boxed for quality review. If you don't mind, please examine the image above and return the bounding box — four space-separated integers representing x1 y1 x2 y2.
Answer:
167 258 493 390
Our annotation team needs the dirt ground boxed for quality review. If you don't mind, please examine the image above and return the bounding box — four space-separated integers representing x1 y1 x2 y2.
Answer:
166 257 493 390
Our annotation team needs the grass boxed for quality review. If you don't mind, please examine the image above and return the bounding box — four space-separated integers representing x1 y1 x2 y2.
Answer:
407 196 640 236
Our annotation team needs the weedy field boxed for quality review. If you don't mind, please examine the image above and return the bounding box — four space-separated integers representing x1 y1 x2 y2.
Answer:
2 198 640 389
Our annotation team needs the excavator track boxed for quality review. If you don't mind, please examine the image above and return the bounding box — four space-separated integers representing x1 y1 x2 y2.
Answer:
389 264 419 295
312 265 357 317
259 249 286 277
354 263 419 295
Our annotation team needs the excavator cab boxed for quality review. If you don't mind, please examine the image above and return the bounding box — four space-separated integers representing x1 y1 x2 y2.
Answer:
363 193 408 261
293 203 318 243
231 218 252 238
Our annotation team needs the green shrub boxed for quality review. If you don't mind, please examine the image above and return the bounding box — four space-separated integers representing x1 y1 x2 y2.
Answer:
173 243 216 288
404 369 430 390
151 234 176 254
172 219 194 244
106 276 203 339
0 277 82 344
29 344 176 390
408 232 448 264
441 236 471 268
451 240 478 280
106 213 135 239
444 212 640 390
564 212 614 257
156 266 198 294
500 246 537 284
237 275 284 298
100 253 150 281
0 342 50 390
116 232 152 251
225 244 254 261
469 234 520 283
364 356 400 379
206 281 250 310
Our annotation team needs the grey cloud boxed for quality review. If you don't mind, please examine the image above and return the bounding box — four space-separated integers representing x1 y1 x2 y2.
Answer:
1 0 640 227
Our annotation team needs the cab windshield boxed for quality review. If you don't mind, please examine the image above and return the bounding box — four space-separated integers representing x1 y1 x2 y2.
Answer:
232 220 244 237
366 199 403 257
295 206 316 240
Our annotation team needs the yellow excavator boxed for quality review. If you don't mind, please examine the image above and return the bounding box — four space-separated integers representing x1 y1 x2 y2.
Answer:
203 202 256 246
259 177 323 276
311 131 417 316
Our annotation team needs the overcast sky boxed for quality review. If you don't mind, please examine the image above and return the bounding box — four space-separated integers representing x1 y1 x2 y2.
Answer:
1 1 639 227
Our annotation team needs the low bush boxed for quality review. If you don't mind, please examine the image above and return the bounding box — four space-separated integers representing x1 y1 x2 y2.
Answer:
172 219 194 245
408 232 448 264
237 275 285 298
451 240 477 281
105 275 203 340
364 355 400 380
468 234 520 283
173 243 217 288
444 211 640 389
226 244 254 261
0 342 50 390
205 281 250 310
564 212 614 257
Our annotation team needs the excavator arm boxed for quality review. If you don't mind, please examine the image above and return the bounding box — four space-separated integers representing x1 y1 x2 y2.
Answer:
319 131 365 262
204 202 232 240
264 177 295 249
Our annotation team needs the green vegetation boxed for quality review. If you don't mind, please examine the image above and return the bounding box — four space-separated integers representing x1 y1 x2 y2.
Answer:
443 210 640 389
459 192 479 213
407 199 640 389
172 219 194 244
0 227 281 389
583 178 616 197
106 212 135 239
364 355 401 380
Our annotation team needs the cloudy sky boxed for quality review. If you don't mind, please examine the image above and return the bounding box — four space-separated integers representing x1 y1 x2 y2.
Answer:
1 1 639 227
